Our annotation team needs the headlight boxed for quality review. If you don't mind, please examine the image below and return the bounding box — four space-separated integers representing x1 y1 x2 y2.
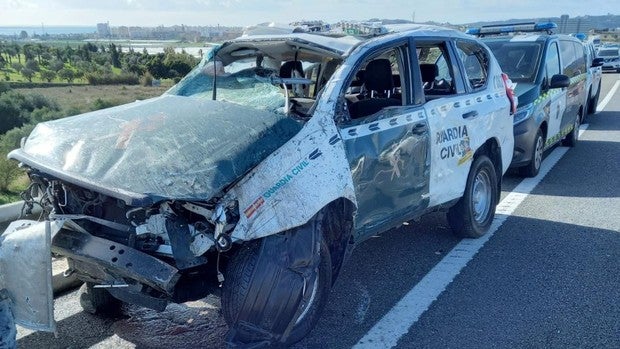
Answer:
513 104 534 125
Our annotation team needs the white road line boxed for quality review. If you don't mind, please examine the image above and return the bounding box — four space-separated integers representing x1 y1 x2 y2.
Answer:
354 123 593 348
596 79 620 113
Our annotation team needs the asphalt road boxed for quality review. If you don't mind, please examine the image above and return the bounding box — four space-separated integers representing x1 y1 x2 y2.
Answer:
14 73 620 349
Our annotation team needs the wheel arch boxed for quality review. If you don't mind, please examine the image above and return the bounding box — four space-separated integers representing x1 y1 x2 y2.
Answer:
318 198 356 286
539 121 548 142
473 138 502 202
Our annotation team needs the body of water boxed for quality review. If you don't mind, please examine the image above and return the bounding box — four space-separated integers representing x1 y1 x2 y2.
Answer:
0 26 96 36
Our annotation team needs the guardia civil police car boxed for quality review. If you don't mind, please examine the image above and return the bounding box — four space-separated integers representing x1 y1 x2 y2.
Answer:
468 22 588 177
1 24 514 347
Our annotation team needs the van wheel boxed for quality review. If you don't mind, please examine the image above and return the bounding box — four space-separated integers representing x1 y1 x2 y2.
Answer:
448 155 498 238
79 282 123 316
519 130 544 177
222 223 331 345
588 83 600 115
562 118 579 147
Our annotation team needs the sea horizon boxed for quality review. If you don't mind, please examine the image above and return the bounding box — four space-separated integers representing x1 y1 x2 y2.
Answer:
0 25 97 36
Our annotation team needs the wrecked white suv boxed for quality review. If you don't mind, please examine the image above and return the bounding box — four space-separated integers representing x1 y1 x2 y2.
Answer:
1 25 514 347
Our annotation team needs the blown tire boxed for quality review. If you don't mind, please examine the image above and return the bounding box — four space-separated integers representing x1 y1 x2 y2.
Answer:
222 220 331 346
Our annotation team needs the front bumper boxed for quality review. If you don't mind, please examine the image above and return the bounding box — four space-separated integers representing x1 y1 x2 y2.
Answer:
602 62 620 70
510 116 540 168
0 219 181 333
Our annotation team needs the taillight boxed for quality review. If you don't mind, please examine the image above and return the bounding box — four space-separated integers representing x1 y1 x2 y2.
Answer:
501 73 517 115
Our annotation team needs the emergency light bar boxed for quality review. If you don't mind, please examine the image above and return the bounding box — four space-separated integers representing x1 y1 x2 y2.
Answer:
466 22 557 36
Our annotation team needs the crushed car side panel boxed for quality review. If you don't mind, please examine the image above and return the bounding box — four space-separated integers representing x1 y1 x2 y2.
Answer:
229 111 356 242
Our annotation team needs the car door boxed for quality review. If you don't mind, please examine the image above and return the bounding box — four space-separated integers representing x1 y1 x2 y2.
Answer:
337 41 431 238
421 39 502 206
543 41 566 147
558 39 585 134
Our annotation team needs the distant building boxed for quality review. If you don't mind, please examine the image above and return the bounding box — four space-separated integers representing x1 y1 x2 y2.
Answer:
97 22 111 38
557 14 594 34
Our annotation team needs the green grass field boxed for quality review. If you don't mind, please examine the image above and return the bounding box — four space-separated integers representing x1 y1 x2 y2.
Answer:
15 83 172 114
1 82 173 205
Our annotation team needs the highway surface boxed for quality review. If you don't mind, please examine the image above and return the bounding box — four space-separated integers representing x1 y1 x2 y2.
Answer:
14 72 620 349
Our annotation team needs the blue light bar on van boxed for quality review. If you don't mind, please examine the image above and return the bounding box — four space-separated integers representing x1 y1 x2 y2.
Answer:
573 33 587 41
466 22 557 36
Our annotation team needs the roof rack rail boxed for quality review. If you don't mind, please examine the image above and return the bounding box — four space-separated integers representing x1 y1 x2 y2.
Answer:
466 22 557 37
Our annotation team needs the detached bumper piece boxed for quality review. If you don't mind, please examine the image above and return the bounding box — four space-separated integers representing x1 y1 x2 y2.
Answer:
52 229 180 296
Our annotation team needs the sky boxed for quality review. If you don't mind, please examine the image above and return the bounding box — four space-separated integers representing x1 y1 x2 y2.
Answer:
0 0 616 27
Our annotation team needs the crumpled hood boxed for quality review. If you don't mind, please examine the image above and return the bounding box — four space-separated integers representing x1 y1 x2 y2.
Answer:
10 95 302 205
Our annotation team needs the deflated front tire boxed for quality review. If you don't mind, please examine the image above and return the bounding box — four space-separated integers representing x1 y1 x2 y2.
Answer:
222 216 331 346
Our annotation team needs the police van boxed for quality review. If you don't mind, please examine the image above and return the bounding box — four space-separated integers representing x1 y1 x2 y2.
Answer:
468 22 589 177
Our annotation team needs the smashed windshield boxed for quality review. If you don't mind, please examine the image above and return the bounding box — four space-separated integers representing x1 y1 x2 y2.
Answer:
167 56 287 114
485 41 542 82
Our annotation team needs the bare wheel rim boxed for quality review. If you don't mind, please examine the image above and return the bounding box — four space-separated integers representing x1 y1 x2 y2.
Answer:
472 169 492 224
534 135 543 171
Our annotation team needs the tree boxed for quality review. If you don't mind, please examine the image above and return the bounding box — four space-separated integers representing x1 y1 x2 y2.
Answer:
40 52 52 65
19 30 28 40
0 81 10 95
50 58 65 72
0 92 25 134
20 67 35 82
40 69 56 82
74 69 84 82
10 43 20 64
11 62 23 73
109 43 121 68
0 156 21 192
22 44 35 61
58 68 75 83
146 53 167 79
25 59 39 72
0 125 34 192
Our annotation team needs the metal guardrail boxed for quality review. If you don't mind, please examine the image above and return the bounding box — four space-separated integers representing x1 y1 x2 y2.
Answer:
0 202 82 295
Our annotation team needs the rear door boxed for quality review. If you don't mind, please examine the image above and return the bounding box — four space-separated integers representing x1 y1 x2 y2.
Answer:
559 39 586 133
420 38 506 206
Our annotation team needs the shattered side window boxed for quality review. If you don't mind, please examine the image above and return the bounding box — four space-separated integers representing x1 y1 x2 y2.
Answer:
167 56 286 114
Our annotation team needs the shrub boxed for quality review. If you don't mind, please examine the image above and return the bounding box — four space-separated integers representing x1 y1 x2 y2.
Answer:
93 98 122 110
141 72 154 86
0 156 21 192
86 72 139 85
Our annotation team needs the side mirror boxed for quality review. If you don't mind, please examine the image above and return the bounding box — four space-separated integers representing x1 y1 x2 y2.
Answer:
592 57 604 68
549 74 570 89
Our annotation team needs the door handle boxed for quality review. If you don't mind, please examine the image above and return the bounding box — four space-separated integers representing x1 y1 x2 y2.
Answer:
411 123 428 135
462 111 478 119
